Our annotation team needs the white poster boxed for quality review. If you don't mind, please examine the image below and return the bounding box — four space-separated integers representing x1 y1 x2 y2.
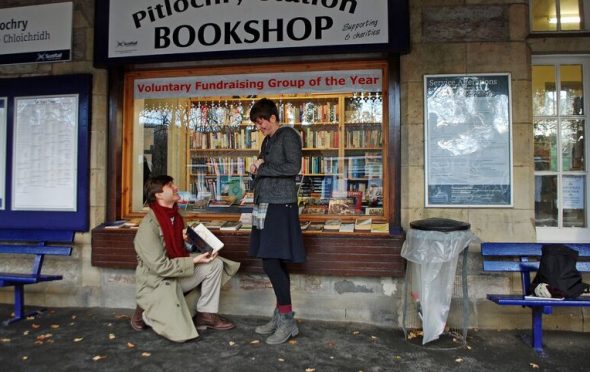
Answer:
107 0 389 58
0 2 72 64
12 95 78 211
0 97 6 210
562 176 584 210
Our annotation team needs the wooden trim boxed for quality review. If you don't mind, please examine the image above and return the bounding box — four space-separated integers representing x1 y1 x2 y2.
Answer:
91 226 405 277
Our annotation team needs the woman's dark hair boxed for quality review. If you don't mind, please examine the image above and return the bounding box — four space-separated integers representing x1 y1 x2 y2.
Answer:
249 98 279 123
144 175 173 204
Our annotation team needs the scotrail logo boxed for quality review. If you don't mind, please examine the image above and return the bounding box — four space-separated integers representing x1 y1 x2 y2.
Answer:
36 52 63 61
117 40 138 47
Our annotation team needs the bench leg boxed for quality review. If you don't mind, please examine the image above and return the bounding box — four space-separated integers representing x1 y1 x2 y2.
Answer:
2 284 25 326
532 307 543 353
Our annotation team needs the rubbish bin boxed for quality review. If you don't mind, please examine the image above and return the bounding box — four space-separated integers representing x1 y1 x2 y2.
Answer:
401 218 477 346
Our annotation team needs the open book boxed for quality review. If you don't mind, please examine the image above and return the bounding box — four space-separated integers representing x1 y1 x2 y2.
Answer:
187 223 224 254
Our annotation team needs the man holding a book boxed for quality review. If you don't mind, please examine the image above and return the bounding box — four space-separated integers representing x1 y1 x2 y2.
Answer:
130 175 240 343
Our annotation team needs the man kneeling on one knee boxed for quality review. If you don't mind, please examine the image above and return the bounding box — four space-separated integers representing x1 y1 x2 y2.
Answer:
130 175 240 342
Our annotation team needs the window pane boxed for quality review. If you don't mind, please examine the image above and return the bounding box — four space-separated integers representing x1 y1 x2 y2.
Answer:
560 65 584 115
534 119 558 171
560 0 583 30
562 175 586 227
531 0 557 31
535 175 558 226
561 119 585 171
532 65 557 116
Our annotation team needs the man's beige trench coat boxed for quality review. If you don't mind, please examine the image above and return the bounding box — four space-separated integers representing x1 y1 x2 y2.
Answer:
134 209 240 342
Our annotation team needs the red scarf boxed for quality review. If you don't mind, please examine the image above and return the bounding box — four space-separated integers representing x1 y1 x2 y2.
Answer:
149 202 188 259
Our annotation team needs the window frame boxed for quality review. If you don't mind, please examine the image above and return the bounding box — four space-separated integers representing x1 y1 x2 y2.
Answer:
119 60 395 226
533 55 590 242
530 0 590 33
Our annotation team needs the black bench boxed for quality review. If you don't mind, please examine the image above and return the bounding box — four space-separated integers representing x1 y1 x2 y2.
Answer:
481 242 590 353
0 243 72 325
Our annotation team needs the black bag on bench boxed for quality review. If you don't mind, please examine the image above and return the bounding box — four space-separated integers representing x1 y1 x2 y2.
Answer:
531 244 589 298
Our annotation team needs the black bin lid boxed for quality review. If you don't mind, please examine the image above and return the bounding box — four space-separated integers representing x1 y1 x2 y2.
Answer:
410 218 470 232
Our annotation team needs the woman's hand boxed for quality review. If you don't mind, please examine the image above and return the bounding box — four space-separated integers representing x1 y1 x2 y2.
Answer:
192 250 218 264
183 228 188 242
250 159 264 174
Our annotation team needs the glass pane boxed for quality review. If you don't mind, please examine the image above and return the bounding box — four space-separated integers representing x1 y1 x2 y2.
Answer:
532 65 557 116
531 0 557 31
561 119 585 171
559 64 584 115
534 119 558 171
535 175 558 226
560 0 583 30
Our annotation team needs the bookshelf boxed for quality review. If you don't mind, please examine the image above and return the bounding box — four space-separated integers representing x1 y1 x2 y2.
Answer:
185 92 385 221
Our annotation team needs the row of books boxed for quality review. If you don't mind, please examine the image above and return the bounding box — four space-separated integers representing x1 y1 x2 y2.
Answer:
190 127 261 150
300 219 389 233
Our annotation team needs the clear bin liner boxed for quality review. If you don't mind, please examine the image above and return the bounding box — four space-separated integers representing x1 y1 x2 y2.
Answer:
401 229 476 344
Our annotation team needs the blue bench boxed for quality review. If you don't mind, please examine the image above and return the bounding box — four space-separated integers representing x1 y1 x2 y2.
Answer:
0 243 72 325
481 242 590 353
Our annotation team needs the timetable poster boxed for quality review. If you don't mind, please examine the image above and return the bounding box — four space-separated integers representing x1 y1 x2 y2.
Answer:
0 98 5 210
12 95 78 211
424 74 513 207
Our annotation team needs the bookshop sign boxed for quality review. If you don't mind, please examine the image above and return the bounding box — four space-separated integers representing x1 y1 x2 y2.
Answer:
424 73 513 207
0 2 72 65
95 0 409 65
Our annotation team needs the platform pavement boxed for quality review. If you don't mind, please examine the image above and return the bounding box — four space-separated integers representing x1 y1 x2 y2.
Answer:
0 305 589 371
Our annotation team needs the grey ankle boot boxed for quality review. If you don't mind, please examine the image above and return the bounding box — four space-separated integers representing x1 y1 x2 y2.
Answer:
255 308 279 335
265 311 299 345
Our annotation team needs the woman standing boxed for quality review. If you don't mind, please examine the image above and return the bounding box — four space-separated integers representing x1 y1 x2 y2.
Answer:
248 98 305 344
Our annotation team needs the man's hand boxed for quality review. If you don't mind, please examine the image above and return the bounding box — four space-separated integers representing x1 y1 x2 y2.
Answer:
192 250 218 264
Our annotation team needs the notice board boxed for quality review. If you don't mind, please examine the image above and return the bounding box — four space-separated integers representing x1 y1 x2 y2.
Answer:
0 74 91 234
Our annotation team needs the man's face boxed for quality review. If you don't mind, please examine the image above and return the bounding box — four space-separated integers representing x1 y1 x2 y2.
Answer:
156 181 179 207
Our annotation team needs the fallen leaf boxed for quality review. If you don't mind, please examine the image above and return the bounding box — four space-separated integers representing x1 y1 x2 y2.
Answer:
394 356 402 360
467 345 472 350
455 358 463 363
34 340 43 345
108 333 116 340
92 355 107 361
288 339 297 345
530 363 540 369
71 315 77 320
305 368 316 372
22 356 28 361
330 356 334 360
69 322 75 326
352 331 360 335
26 316 35 320
46 339 55 344
107 323 113 327
36 334 53 341
31 324 40 329
127 342 136 349
74 337 84 342
141 352 151 357
115 314 129 320
371 336 378 340
228 341 236 346
250 340 260 344
278 358 285 362
23 331 30 336
50 324 60 329
0 338 10 343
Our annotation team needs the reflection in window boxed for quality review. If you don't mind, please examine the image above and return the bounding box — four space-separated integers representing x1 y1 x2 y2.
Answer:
531 0 585 32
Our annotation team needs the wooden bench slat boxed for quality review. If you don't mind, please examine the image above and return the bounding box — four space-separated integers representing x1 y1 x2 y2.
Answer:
482 242 590 257
483 261 590 272
487 294 590 306
0 246 72 256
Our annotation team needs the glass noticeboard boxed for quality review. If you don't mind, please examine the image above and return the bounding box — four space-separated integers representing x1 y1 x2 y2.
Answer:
424 74 513 207
12 95 79 211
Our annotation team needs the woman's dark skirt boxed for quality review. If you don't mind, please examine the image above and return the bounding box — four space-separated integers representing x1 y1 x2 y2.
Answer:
249 203 306 263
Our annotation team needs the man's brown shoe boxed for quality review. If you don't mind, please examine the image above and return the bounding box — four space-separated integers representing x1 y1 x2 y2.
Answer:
130 305 146 331
195 312 235 331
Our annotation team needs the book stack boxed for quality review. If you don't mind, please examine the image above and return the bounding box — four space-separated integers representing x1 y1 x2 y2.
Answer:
202 220 226 230
370 222 389 233
323 219 341 231
220 221 242 231
354 217 372 231
339 223 355 233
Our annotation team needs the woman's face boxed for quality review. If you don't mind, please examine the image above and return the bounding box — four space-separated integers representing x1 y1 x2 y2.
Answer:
254 114 280 136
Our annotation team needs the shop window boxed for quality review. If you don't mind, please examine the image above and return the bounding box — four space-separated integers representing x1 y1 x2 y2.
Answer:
530 0 588 32
533 56 590 240
122 62 390 226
